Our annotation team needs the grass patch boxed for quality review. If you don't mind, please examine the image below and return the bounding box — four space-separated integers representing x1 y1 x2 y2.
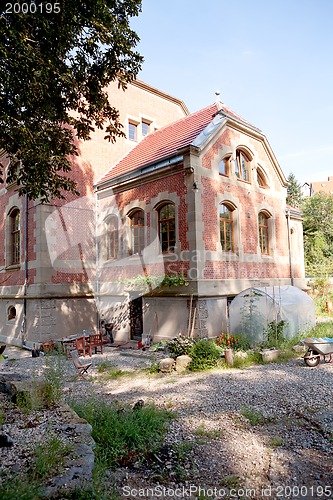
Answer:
240 407 266 426
96 360 132 380
69 398 173 468
194 424 223 440
0 478 41 500
32 434 72 479
270 436 283 447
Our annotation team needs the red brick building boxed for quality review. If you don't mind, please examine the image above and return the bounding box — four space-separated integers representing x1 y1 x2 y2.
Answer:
0 81 188 346
95 100 307 341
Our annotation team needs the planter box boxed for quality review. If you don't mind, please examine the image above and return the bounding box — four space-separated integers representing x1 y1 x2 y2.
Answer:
260 349 280 362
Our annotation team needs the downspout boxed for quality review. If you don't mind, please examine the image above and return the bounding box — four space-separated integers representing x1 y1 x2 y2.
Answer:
21 192 28 346
286 209 294 286
95 190 100 332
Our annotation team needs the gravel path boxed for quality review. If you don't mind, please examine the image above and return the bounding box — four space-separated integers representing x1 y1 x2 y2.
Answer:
1 347 333 499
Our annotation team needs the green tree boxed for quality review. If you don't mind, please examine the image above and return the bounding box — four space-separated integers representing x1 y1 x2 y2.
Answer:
286 173 303 208
0 1 143 202
302 193 333 276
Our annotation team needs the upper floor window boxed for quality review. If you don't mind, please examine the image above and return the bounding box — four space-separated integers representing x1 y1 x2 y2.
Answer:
129 209 144 255
141 120 150 137
235 150 251 182
219 155 231 176
220 203 234 252
128 122 137 141
9 208 20 265
158 203 175 253
257 167 268 188
258 212 270 255
105 215 119 260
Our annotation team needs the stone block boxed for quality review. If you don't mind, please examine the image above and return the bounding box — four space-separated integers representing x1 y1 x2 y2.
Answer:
159 358 175 373
175 355 192 373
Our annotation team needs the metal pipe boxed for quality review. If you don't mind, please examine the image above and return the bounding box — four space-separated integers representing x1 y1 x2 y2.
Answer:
286 209 294 286
21 191 28 346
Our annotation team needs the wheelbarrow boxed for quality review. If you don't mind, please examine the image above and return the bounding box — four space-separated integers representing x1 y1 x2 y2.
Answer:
302 337 333 367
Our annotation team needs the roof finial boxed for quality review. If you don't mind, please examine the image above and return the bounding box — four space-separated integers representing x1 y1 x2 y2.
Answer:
215 90 223 110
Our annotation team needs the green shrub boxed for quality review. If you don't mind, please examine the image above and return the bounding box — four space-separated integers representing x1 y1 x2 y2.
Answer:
189 339 221 371
263 320 287 348
167 334 195 357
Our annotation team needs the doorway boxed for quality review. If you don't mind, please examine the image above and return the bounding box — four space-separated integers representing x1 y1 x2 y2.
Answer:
129 296 143 340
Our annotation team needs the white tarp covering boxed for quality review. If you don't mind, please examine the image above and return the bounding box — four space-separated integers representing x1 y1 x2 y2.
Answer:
229 285 316 343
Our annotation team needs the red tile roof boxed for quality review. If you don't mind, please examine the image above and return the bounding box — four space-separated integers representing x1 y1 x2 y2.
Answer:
99 102 253 184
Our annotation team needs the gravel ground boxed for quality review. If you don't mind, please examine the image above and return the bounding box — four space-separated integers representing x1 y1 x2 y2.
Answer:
1 346 333 499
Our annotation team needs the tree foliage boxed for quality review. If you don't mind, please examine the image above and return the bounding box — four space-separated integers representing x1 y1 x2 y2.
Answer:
0 0 143 201
302 193 333 276
286 172 303 208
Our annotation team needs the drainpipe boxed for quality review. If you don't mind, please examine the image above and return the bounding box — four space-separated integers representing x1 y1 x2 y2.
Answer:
95 190 100 332
21 192 28 347
286 209 294 286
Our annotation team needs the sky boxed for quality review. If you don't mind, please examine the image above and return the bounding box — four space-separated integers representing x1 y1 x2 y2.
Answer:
131 0 333 186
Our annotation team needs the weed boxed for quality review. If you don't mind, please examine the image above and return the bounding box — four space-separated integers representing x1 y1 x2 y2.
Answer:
0 477 40 500
32 434 72 479
0 411 4 425
69 398 173 468
97 360 115 372
145 361 160 374
240 407 266 426
221 475 242 489
270 436 283 447
194 424 223 440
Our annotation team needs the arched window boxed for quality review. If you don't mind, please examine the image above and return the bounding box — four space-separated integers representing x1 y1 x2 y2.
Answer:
158 203 175 253
258 212 270 254
105 215 119 260
235 149 251 182
9 208 20 265
7 305 16 321
219 155 231 176
129 209 144 255
257 167 268 188
220 203 234 252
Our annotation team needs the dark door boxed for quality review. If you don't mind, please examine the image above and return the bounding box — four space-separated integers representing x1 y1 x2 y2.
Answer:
129 296 143 340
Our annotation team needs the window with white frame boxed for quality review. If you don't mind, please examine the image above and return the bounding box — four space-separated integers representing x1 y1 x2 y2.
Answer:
8 207 21 265
105 215 119 260
220 203 235 252
234 149 251 182
258 211 270 254
129 209 144 255
158 203 176 253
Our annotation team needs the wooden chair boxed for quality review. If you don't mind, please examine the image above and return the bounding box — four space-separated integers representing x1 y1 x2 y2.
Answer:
75 336 89 357
41 341 55 354
88 333 103 356
70 350 92 377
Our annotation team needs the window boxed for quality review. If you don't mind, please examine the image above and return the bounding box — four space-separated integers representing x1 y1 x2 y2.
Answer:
158 203 176 253
220 203 234 252
128 122 137 141
141 120 150 137
219 156 231 176
7 305 16 321
105 215 119 260
129 209 144 255
257 167 268 188
235 150 251 182
258 212 270 254
9 208 20 265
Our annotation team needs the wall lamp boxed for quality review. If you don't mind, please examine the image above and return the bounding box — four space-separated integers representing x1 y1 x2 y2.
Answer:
192 182 199 192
